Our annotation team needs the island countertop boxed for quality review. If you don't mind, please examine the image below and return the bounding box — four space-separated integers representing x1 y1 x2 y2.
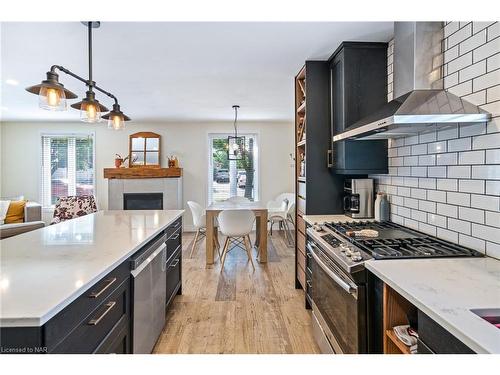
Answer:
366 257 500 354
0 210 184 328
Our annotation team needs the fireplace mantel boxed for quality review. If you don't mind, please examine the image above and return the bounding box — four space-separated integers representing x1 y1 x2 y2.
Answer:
103 167 182 179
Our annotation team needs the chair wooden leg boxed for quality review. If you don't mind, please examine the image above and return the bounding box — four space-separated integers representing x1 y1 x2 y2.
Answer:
220 237 230 272
189 229 200 258
243 236 255 271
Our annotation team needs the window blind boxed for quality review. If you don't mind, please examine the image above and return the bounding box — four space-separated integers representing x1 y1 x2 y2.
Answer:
40 134 95 207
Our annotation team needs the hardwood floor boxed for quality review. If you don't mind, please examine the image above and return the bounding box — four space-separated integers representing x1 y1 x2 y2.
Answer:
153 230 320 354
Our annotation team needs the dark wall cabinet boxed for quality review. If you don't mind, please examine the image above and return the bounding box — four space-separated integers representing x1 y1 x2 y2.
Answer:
329 42 389 174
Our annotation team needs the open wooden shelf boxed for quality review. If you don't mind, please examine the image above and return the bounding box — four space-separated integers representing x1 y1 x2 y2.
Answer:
385 330 411 354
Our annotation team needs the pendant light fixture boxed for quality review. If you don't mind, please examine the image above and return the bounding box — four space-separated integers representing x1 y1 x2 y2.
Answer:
227 105 245 161
25 21 131 129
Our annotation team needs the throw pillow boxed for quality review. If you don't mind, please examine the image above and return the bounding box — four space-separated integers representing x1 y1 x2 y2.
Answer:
4 200 27 224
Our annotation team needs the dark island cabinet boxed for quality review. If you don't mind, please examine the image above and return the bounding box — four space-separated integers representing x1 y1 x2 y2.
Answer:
329 42 389 174
0 217 183 354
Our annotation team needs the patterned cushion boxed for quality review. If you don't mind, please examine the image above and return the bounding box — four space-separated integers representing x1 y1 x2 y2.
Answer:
51 196 98 225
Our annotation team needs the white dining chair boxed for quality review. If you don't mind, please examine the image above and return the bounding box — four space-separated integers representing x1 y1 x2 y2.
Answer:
226 196 250 203
187 201 220 259
218 209 255 272
267 193 295 246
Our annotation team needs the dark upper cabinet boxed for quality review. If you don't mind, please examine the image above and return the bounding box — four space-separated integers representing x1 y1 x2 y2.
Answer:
329 42 389 174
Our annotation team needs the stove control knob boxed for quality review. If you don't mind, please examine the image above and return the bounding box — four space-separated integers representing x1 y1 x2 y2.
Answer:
351 253 363 262
340 243 348 253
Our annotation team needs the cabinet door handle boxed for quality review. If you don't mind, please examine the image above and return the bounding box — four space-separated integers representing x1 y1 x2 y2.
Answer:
88 301 116 326
171 233 180 240
327 149 333 168
170 259 180 268
88 277 117 299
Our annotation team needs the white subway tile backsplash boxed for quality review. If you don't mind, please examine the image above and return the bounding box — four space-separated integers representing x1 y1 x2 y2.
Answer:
470 194 500 211
473 37 500 62
459 206 485 224
472 132 500 149
485 149 500 164
486 242 500 259
437 203 459 218
459 179 485 194
459 60 486 82
428 166 447 178
437 178 458 191
428 190 447 203
472 165 500 179
419 200 436 213
418 154 436 166
437 228 459 243
428 213 448 228
447 191 471 206
419 178 436 189
448 137 472 152
459 234 486 253
472 223 500 244
485 211 500 228
448 218 472 235
486 181 500 195
411 144 428 155
448 165 471 178
458 150 485 164
449 24 472 48
460 30 487 55
436 152 457 165
371 24 500 259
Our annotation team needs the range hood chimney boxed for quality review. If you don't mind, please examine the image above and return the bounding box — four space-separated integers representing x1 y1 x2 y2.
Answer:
333 22 490 141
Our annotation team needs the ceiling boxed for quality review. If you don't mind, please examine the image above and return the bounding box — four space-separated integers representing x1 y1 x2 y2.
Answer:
0 22 393 122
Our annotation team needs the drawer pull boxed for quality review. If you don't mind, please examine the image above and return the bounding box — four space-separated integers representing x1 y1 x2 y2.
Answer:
169 259 180 268
88 277 117 299
170 233 180 240
88 301 116 326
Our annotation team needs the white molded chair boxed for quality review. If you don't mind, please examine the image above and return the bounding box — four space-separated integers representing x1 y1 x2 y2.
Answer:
187 201 220 259
226 196 250 203
267 193 295 245
218 209 255 272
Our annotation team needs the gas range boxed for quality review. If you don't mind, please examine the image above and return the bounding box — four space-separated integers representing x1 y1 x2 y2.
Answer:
307 220 484 274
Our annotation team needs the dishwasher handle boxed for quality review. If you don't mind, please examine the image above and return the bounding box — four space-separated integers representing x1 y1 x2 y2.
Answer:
131 244 167 277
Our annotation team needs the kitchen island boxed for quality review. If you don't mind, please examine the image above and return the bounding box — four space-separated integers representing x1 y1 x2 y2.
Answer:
0 210 184 354
366 257 500 354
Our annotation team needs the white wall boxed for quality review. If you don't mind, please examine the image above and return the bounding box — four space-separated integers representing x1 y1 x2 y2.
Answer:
0 120 295 229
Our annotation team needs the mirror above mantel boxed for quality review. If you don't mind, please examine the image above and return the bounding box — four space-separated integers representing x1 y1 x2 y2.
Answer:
129 131 161 167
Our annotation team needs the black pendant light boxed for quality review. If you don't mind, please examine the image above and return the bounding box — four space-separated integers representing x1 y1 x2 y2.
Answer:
25 21 131 129
227 105 245 161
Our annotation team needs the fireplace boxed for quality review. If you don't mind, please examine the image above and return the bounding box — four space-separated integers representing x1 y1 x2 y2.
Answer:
123 193 163 210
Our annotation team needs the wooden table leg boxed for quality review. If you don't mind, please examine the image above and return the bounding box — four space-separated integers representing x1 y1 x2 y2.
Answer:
258 210 268 263
206 211 215 266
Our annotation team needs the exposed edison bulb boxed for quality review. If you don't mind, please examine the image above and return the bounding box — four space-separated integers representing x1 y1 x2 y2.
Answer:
107 113 124 130
39 86 66 111
80 103 101 123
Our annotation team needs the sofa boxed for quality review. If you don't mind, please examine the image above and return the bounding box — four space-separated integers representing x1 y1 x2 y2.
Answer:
0 201 45 239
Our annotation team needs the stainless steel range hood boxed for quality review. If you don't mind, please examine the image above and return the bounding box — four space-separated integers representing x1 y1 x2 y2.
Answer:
333 22 491 142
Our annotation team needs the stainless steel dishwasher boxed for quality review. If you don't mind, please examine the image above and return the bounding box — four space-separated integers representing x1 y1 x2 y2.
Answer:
130 234 167 354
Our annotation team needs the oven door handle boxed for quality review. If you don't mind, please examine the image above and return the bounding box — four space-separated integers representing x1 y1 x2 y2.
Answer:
308 244 356 296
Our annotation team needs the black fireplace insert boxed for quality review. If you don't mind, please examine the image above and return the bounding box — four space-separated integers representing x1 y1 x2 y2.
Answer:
123 193 163 210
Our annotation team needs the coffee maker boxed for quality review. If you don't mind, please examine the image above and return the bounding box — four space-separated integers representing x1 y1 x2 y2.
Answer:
343 178 374 218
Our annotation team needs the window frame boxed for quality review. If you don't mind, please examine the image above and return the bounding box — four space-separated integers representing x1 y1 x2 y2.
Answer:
39 131 96 209
206 132 260 205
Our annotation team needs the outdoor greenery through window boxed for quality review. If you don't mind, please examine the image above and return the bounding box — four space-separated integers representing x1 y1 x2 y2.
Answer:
208 134 258 204
41 133 95 207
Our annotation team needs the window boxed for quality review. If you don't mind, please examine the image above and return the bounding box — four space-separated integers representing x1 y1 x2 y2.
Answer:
208 133 259 204
41 133 95 207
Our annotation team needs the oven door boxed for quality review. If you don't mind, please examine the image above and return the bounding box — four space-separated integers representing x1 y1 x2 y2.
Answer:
309 241 364 354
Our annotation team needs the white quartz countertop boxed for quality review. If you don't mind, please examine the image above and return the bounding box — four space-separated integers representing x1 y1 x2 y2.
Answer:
302 214 370 225
0 210 184 327
366 257 500 354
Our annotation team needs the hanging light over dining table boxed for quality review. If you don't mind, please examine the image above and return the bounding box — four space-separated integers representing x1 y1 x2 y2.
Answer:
227 105 245 161
25 21 131 129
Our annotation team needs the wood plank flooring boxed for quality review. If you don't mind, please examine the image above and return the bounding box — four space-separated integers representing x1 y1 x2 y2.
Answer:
153 230 320 354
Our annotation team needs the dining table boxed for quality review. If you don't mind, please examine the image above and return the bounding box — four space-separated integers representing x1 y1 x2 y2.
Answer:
205 201 268 265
